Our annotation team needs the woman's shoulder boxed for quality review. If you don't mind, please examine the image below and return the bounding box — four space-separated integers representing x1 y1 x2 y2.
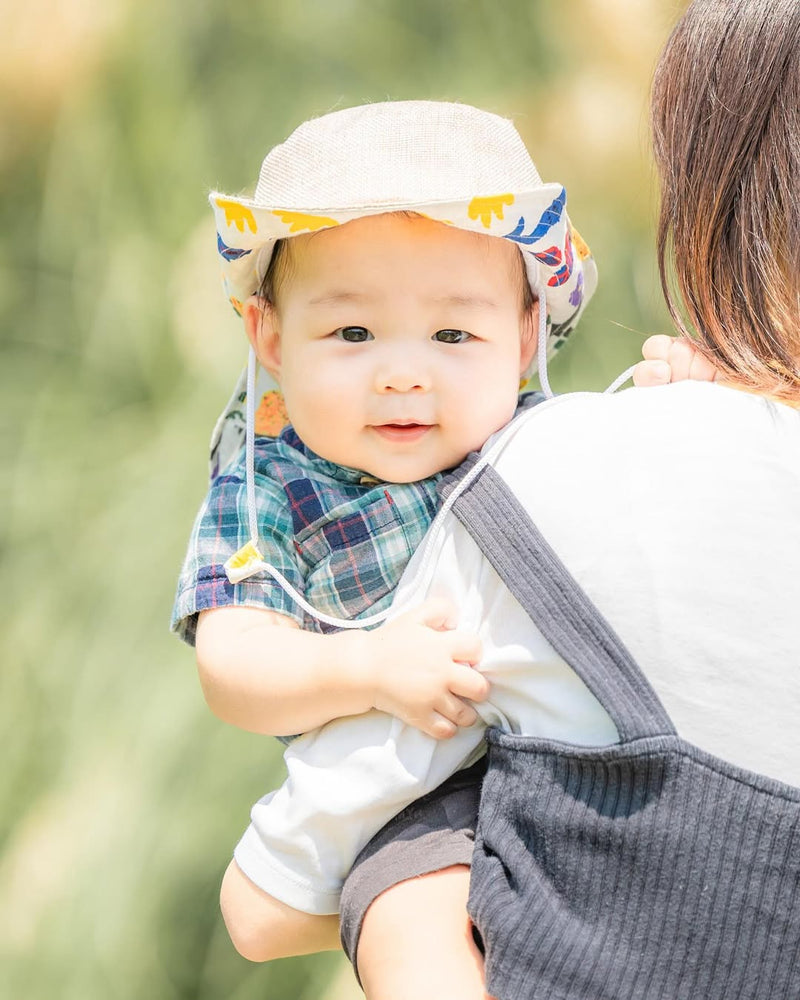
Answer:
494 381 800 509
520 381 799 444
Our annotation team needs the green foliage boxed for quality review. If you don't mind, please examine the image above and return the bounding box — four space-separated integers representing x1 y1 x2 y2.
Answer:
0 1 673 997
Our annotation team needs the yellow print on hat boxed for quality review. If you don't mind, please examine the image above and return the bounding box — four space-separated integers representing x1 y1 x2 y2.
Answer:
570 225 592 261
272 210 339 234
216 199 258 234
468 194 515 228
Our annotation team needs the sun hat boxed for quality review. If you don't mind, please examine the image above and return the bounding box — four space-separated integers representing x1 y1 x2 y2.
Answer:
212 100 595 348
207 100 598 482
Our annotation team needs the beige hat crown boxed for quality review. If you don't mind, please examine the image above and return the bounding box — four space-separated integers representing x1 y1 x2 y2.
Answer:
210 100 596 345
208 101 599 467
252 101 543 210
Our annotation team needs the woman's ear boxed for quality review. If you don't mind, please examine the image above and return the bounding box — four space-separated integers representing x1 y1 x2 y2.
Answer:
243 295 281 381
519 300 539 375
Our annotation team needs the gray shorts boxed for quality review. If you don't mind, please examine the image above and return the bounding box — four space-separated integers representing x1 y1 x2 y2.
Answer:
339 756 486 973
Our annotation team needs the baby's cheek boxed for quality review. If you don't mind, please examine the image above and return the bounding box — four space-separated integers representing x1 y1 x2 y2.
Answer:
476 383 520 435
282 378 332 425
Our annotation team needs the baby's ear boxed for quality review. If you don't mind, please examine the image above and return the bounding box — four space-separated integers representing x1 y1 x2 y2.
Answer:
243 295 281 380
518 301 539 374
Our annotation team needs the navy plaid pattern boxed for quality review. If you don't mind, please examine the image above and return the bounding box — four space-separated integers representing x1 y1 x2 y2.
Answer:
171 426 440 645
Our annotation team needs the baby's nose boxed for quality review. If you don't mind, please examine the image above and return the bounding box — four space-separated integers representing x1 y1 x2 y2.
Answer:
374 356 430 393
378 373 426 393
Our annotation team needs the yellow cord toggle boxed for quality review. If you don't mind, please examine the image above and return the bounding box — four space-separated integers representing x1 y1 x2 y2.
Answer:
224 540 265 584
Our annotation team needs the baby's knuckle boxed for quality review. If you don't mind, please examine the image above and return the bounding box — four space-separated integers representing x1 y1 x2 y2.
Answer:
431 718 455 740
473 675 490 700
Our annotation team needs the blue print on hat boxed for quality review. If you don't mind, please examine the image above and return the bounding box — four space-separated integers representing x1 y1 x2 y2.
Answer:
217 233 253 262
503 188 566 246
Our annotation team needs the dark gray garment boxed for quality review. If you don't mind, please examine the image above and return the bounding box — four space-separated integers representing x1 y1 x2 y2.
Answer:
339 756 485 977
454 465 800 1000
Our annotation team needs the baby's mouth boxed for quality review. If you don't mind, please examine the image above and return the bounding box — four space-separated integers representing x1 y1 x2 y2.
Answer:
371 422 432 443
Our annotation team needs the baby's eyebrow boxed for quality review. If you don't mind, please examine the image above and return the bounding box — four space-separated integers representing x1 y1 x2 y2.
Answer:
306 291 501 309
429 293 501 310
306 291 368 307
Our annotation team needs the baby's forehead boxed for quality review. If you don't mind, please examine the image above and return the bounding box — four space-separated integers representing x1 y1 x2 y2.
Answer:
284 212 527 300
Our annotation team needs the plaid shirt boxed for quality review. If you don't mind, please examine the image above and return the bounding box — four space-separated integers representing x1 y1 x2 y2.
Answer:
171 426 440 645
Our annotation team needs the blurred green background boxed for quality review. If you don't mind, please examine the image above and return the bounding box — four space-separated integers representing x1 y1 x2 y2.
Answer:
1 1 679 997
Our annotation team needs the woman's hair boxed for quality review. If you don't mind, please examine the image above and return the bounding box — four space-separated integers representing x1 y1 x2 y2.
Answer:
651 0 800 401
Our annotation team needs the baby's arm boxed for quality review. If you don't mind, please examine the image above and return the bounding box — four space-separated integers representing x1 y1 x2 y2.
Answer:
195 598 486 739
199 601 489 962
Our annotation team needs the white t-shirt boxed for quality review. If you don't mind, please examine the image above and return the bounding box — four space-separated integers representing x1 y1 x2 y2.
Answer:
235 382 800 913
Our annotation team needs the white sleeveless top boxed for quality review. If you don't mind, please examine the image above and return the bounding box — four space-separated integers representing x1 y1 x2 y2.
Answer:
441 380 800 786
234 380 800 913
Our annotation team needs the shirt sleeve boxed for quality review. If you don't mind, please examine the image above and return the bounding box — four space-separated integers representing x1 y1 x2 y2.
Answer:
170 463 305 645
232 711 487 913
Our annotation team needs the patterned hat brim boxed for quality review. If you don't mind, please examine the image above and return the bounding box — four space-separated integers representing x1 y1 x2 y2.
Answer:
206 184 597 476
210 185 597 357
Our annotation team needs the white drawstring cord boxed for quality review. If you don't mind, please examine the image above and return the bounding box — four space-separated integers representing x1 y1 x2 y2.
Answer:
245 346 260 545
604 364 637 394
536 276 554 399
240 403 547 630
536 273 638 396
239 346 406 628
237 286 640 630
396 356 638 611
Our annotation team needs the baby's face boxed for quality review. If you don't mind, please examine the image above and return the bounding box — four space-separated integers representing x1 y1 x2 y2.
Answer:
252 213 536 483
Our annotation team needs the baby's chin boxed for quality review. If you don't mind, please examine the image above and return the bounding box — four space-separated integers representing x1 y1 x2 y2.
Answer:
366 456 471 484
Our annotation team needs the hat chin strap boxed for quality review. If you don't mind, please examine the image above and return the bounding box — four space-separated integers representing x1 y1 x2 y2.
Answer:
245 346 260 544
536 276 555 399
232 297 638 630
233 346 400 628
534 274 638 395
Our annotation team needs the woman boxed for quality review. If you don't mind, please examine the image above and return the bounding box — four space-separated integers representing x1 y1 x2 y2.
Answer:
346 2 800 997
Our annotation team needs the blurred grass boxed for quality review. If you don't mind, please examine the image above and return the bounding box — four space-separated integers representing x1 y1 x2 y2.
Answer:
1 1 678 997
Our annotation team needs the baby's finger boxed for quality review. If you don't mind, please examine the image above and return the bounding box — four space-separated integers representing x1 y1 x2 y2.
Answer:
448 631 482 666
436 694 479 729
664 339 698 382
450 663 490 703
632 359 671 387
414 596 458 631
426 713 458 740
689 349 718 383
641 334 674 362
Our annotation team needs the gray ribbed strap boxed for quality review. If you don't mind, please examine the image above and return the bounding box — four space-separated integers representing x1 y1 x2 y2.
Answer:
451 465 675 742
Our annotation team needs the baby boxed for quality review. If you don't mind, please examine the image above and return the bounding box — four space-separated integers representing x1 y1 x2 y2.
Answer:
171 100 676 973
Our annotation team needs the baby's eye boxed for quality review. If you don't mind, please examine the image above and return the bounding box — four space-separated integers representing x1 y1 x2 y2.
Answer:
334 326 373 343
432 329 473 344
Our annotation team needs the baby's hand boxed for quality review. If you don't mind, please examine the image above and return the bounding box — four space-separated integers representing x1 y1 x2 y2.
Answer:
359 598 488 740
632 334 719 386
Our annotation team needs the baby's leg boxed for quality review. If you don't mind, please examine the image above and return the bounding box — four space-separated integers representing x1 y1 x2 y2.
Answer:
339 759 488 998
220 859 340 961
357 865 494 1000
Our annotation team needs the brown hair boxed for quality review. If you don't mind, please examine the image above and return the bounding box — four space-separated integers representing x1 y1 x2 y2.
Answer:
258 237 293 305
651 0 800 402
